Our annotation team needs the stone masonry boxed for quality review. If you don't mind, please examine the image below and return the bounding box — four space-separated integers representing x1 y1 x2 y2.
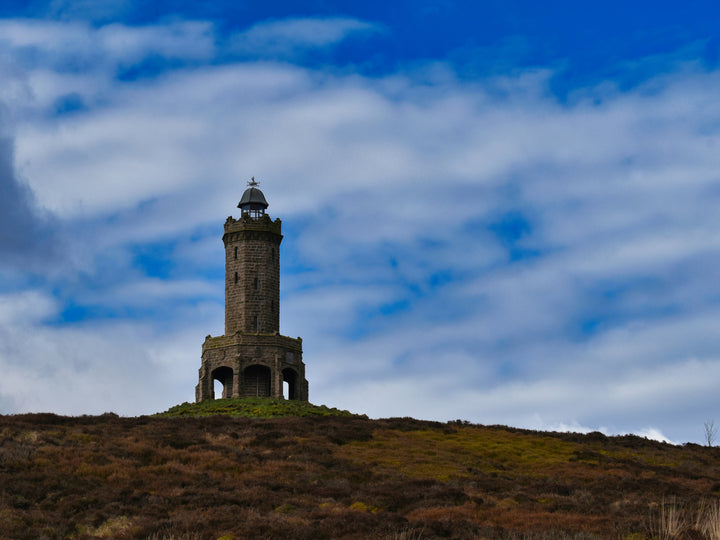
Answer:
223 214 281 336
195 183 308 402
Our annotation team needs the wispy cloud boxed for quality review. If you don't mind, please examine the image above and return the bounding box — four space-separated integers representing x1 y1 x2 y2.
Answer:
0 289 202 414
0 19 215 73
227 17 381 59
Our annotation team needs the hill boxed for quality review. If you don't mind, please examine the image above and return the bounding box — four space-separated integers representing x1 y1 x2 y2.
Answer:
1 399 719 539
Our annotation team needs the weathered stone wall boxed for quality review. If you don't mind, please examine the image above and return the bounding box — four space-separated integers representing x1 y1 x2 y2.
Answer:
223 214 282 336
195 333 307 401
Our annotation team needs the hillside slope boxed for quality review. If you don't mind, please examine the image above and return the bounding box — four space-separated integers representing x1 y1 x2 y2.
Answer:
1 401 719 539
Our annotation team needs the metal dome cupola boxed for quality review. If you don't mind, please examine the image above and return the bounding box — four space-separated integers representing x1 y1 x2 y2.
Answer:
238 177 269 219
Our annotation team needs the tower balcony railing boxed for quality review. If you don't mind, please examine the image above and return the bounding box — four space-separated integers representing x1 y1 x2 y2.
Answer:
241 209 265 219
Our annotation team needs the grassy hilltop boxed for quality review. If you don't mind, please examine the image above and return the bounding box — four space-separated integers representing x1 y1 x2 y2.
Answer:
1 398 720 539
157 397 357 419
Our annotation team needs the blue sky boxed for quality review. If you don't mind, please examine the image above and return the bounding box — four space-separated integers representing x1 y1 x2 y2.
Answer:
2 0 720 444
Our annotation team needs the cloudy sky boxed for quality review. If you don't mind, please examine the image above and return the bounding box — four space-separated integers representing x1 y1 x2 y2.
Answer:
1 1 720 443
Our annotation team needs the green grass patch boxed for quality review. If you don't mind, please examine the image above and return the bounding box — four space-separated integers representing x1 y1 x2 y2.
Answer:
155 397 358 419
338 427 581 481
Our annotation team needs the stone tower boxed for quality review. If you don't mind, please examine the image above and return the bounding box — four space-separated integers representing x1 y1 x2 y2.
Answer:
195 180 308 402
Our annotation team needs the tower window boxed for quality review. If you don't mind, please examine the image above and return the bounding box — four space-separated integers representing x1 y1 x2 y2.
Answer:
234 272 238 284
234 247 238 259
254 316 259 332
253 277 258 290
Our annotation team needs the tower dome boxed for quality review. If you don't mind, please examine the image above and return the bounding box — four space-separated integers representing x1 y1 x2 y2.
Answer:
238 177 268 218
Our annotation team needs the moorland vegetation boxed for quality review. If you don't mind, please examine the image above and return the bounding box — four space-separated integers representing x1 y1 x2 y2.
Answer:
1 398 719 539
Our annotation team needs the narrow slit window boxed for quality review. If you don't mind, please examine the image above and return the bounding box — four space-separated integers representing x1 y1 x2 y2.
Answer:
234 272 238 284
234 247 238 259
254 316 259 332
253 277 258 290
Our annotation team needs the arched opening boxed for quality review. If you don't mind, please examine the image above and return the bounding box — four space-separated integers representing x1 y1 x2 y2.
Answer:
242 364 271 397
211 366 234 399
282 368 298 400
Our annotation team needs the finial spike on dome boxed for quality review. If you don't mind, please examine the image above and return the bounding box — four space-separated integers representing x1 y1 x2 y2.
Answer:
248 177 259 187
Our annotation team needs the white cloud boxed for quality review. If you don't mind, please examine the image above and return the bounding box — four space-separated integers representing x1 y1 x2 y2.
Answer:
77 278 219 309
98 21 215 64
228 17 380 58
634 427 676 444
0 19 214 73
0 290 57 326
0 290 205 415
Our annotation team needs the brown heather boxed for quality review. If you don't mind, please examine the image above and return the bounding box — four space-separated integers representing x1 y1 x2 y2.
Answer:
1 409 720 539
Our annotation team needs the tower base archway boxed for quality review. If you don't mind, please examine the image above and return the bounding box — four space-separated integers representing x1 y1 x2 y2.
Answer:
211 366 234 399
282 368 298 400
195 333 308 402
